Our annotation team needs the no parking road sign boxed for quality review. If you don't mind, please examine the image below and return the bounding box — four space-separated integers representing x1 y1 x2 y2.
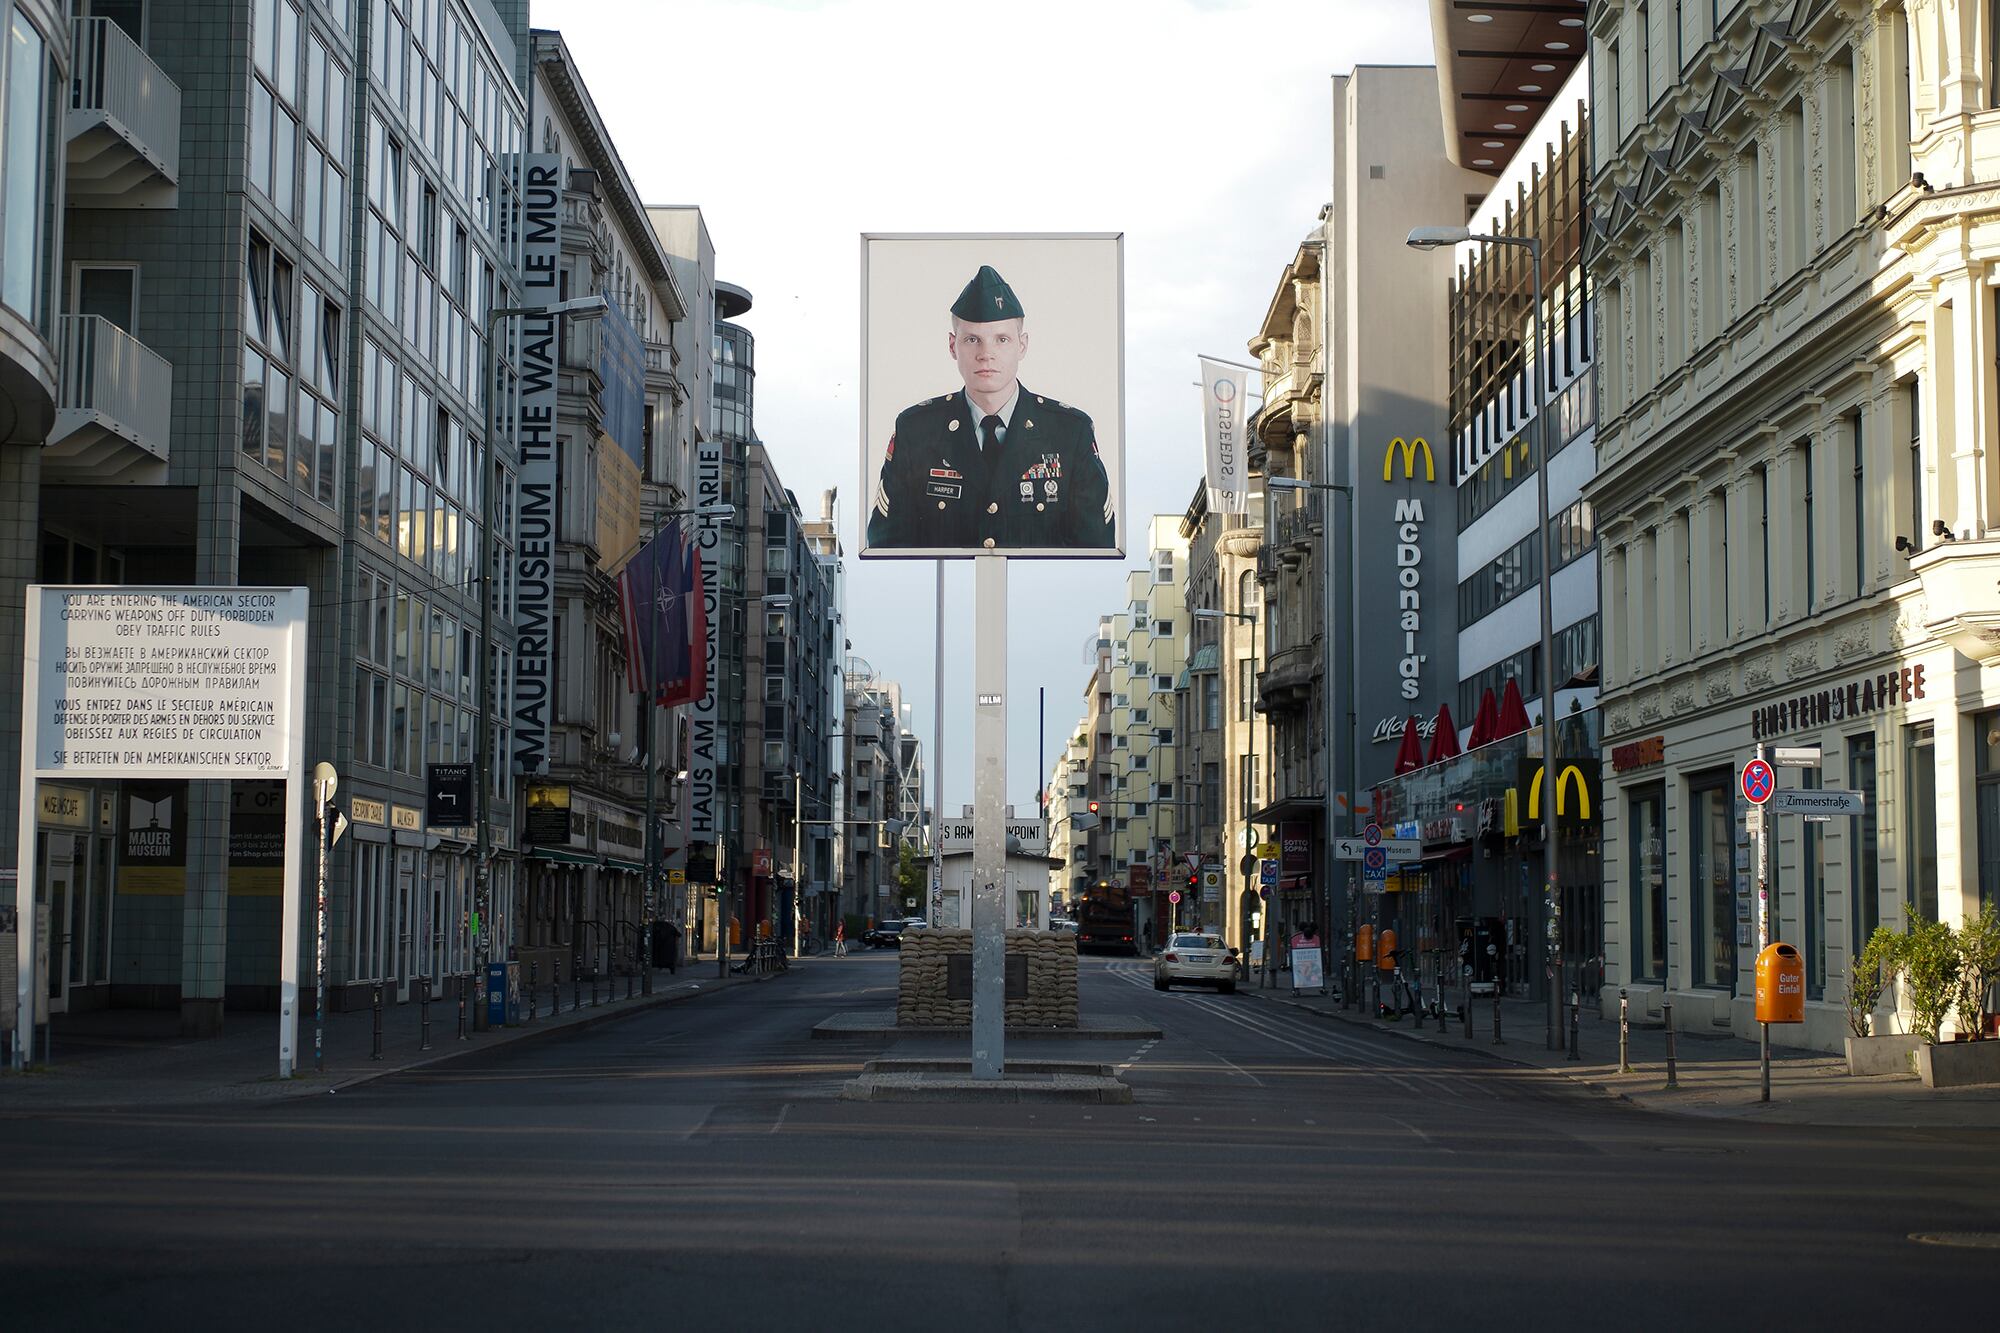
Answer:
1741 758 1775 806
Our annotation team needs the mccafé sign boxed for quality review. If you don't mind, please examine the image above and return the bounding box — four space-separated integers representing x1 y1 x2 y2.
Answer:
1750 664 1926 740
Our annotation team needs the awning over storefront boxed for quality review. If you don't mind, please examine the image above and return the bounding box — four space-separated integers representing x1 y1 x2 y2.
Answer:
1247 795 1321 825
601 855 646 874
528 846 598 868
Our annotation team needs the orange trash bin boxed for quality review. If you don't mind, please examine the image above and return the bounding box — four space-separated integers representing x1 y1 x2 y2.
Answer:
1355 924 1373 963
1755 943 1805 1023
1375 926 1398 972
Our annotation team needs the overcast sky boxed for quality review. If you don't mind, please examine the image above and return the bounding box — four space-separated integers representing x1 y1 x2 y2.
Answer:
534 0 1436 815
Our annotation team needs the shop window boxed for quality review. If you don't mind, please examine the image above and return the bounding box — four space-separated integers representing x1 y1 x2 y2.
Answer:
1628 784 1666 982
1906 724 1937 921
1688 770 1737 992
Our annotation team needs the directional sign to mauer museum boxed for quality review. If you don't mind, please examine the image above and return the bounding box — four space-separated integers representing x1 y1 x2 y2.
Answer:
29 587 307 779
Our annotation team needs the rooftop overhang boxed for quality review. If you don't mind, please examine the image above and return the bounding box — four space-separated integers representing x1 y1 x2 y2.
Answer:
1429 0 1587 175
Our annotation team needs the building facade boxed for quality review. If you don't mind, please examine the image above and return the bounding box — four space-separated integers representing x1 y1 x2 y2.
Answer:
514 29 689 989
1587 0 1996 1049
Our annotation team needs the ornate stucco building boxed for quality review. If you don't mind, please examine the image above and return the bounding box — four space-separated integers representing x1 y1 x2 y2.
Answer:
1590 0 1997 1049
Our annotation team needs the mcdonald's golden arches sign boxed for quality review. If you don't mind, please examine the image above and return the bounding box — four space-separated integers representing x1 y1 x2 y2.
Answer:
1381 436 1436 483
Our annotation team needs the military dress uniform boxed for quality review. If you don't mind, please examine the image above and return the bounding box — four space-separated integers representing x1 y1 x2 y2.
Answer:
867 384 1114 551
867 263 1116 552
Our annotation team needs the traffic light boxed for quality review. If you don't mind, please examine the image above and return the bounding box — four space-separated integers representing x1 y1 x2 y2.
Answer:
1087 800 1100 815
1186 870 1199 891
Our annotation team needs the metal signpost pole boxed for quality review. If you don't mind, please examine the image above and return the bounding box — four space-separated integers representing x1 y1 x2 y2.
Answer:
792 770 803 961
313 768 331 1075
971 556 1008 1079
1756 741 1771 1101
933 564 946 928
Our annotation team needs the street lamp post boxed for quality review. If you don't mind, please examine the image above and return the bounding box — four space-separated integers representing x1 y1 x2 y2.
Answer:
1195 605 1266 984
1407 223 1562 1050
477 293 607 1031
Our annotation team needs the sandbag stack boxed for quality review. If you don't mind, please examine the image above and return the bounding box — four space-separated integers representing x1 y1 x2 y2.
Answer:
896 928 1079 1029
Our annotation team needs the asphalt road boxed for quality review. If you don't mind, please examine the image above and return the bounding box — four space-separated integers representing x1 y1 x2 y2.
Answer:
2 953 1995 1331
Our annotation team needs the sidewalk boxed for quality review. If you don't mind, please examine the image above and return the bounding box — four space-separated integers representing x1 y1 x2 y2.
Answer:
1243 975 2000 1129
0 957 786 1112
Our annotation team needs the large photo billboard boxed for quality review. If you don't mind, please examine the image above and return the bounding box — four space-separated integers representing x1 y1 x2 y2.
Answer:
859 233 1124 558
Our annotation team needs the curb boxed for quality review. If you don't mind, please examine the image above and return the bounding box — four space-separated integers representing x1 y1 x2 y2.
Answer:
315 970 768 1098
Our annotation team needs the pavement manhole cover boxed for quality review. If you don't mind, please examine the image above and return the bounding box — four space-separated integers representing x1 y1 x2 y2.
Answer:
1909 1231 2000 1250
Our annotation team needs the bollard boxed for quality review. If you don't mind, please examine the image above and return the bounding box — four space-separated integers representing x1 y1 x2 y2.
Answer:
594 966 603 1007
527 961 538 1022
551 958 561 1015
420 976 432 1051
1663 999 1679 1088
456 974 468 1041
1619 988 1631 1073
573 958 582 1013
1491 987 1504 1045
371 983 384 1061
1568 986 1580 1061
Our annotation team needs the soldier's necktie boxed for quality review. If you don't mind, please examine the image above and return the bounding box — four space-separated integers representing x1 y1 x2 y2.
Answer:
980 414 1002 453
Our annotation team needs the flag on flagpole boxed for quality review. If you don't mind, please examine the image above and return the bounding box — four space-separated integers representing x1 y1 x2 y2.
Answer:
1199 356 1250 514
617 519 707 708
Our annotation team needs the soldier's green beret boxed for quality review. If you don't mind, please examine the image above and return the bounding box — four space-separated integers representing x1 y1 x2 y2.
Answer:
950 265 1024 322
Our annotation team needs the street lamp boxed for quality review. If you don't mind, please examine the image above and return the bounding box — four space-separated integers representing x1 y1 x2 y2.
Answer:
1195 605 1270 985
477 293 607 1031
1407 222 1563 1050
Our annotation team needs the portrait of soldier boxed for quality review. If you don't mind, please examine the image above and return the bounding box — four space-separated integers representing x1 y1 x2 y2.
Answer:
867 265 1116 551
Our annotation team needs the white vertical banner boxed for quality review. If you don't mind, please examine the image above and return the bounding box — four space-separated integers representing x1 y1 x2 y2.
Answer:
511 153 563 776
1199 357 1249 514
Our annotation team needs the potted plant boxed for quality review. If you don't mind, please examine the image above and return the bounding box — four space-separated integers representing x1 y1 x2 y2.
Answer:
1912 907 2000 1088
1844 926 1919 1076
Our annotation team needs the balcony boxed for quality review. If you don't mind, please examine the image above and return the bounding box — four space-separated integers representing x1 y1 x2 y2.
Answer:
67 18 181 208
46 316 171 484
1257 642 1319 715
1912 539 2000 664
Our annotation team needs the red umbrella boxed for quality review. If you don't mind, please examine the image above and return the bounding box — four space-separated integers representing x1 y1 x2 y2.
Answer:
1426 702 1461 765
1466 687 1499 749
1392 714 1427 775
1495 677 1532 739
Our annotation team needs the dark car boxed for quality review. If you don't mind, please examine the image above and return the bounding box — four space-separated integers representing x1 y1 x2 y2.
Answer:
864 919 910 949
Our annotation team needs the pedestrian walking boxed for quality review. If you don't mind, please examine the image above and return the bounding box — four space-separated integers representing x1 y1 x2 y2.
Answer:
833 919 847 957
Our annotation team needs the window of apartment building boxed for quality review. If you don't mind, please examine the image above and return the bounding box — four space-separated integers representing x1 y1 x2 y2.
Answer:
1679 508 1694 654
1238 658 1256 721
1154 619 1174 640
1737 148 1762 305
1607 39 1621 140
1850 734 1880 954
365 114 404 319
1908 379 1924 549
1154 727 1174 746
1907 723 1938 920
1155 673 1174 693
1113 735 1128 749
245 230 337 500
1629 784 1667 982
301 32 348 264
1240 753 1259 817
1801 440 1816 614
1851 412 1866 597
1828 49 1857 226
1133 708 1150 725
1976 711 2000 914
1155 781 1174 799
1202 674 1220 730
250 0 301 217
1202 761 1220 826
1699 182 1724 341
0 8 52 329
1688 769 1737 992
1636 248 1655 393
1756 463 1771 626
1131 754 1148 771
1800 767 1826 999
1637 2 1650 105
1155 551 1175 583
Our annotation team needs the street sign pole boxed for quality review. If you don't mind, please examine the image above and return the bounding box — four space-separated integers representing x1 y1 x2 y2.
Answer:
970 557 1007 1080
1753 742 1771 1103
